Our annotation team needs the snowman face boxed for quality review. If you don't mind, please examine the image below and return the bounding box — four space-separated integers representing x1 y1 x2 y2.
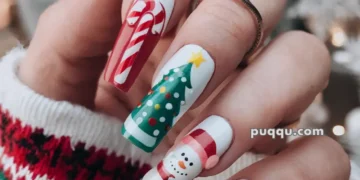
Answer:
163 145 203 179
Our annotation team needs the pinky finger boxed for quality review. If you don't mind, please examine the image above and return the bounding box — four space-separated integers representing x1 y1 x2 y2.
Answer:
230 136 350 180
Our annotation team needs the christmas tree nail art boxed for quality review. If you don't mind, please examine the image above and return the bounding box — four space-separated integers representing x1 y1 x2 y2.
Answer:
122 45 215 152
142 116 233 180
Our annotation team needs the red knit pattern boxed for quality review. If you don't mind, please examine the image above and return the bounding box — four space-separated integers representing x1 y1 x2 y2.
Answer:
0 105 151 180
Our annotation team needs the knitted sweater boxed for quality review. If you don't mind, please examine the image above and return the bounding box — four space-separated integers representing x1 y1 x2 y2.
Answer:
0 47 264 180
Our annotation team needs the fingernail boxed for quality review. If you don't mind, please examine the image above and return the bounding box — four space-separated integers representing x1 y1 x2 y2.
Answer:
142 116 233 179
122 44 215 152
104 0 175 92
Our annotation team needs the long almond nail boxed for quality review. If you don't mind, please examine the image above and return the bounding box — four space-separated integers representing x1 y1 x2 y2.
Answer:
143 116 233 179
122 44 215 152
104 0 174 92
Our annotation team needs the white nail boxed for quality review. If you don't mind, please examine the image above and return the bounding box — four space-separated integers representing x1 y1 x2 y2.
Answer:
122 45 215 152
143 116 233 180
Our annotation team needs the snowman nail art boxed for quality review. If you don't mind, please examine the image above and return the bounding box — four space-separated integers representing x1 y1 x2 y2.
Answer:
142 116 233 180
122 45 215 152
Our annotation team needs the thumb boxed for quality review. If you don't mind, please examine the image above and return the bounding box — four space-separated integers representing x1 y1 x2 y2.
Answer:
19 0 124 108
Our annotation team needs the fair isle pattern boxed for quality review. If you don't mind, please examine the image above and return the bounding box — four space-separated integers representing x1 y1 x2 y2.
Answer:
114 0 166 84
0 106 152 180
0 147 49 180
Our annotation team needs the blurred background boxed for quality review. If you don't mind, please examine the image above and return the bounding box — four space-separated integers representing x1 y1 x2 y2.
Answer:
0 0 360 179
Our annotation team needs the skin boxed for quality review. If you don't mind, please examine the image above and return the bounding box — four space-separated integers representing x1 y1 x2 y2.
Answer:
18 0 350 179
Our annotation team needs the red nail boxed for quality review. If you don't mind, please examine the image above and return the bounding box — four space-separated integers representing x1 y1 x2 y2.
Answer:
104 0 175 92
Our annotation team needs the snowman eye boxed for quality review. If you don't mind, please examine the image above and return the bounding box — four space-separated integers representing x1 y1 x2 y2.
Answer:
181 153 185 156
189 162 193 166
185 157 188 161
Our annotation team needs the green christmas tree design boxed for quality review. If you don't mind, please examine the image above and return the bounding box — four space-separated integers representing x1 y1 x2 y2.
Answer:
122 52 206 152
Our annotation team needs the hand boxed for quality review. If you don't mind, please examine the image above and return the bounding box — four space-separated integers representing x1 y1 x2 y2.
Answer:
0 0 12 30
18 0 350 179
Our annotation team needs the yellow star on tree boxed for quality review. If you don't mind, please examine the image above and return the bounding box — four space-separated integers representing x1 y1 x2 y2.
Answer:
188 52 205 68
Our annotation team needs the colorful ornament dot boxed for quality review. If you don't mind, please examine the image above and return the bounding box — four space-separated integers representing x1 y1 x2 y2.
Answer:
142 112 147 117
160 117 166 122
174 93 179 98
181 77 187 82
146 100 153 106
148 118 157 126
166 93 171 99
155 104 161 110
153 130 160 136
160 86 166 93
166 103 173 110
136 117 143 124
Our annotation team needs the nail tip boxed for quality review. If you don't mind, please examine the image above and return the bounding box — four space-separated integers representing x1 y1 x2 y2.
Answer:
121 125 155 153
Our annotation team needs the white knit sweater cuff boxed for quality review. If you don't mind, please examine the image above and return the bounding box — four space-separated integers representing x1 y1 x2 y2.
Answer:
0 47 161 166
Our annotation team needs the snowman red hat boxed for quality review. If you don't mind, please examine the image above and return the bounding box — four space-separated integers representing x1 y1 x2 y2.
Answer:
181 117 233 170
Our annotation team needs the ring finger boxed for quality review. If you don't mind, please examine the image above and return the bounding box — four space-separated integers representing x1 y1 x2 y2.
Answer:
143 31 331 179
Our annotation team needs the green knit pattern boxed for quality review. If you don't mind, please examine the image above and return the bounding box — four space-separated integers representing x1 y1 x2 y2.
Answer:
0 172 7 180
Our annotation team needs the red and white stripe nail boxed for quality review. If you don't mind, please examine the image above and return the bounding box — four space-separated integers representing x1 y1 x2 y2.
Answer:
143 116 233 180
104 0 175 92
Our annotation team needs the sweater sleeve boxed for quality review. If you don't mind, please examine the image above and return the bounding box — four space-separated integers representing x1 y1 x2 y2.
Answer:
0 47 163 179
0 47 264 180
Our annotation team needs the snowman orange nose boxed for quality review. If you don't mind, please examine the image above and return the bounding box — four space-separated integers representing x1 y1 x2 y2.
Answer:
178 161 186 169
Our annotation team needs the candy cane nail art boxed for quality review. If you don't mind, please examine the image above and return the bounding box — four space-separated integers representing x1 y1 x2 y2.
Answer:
122 45 215 152
104 0 174 92
143 116 233 180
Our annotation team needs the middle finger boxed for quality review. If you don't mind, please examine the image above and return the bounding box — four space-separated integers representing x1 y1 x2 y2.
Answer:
121 0 286 153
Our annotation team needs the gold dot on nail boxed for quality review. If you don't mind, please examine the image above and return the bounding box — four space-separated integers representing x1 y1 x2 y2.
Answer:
160 86 166 93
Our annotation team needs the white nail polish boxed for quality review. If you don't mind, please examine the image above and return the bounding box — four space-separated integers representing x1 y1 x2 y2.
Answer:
143 116 233 180
152 44 215 116
122 45 215 152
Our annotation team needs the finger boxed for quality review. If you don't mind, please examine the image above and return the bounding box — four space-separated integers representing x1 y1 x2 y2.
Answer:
199 31 330 176
230 136 350 180
143 31 331 179
104 0 191 91
19 0 125 108
250 132 287 155
251 119 300 155
122 0 286 153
